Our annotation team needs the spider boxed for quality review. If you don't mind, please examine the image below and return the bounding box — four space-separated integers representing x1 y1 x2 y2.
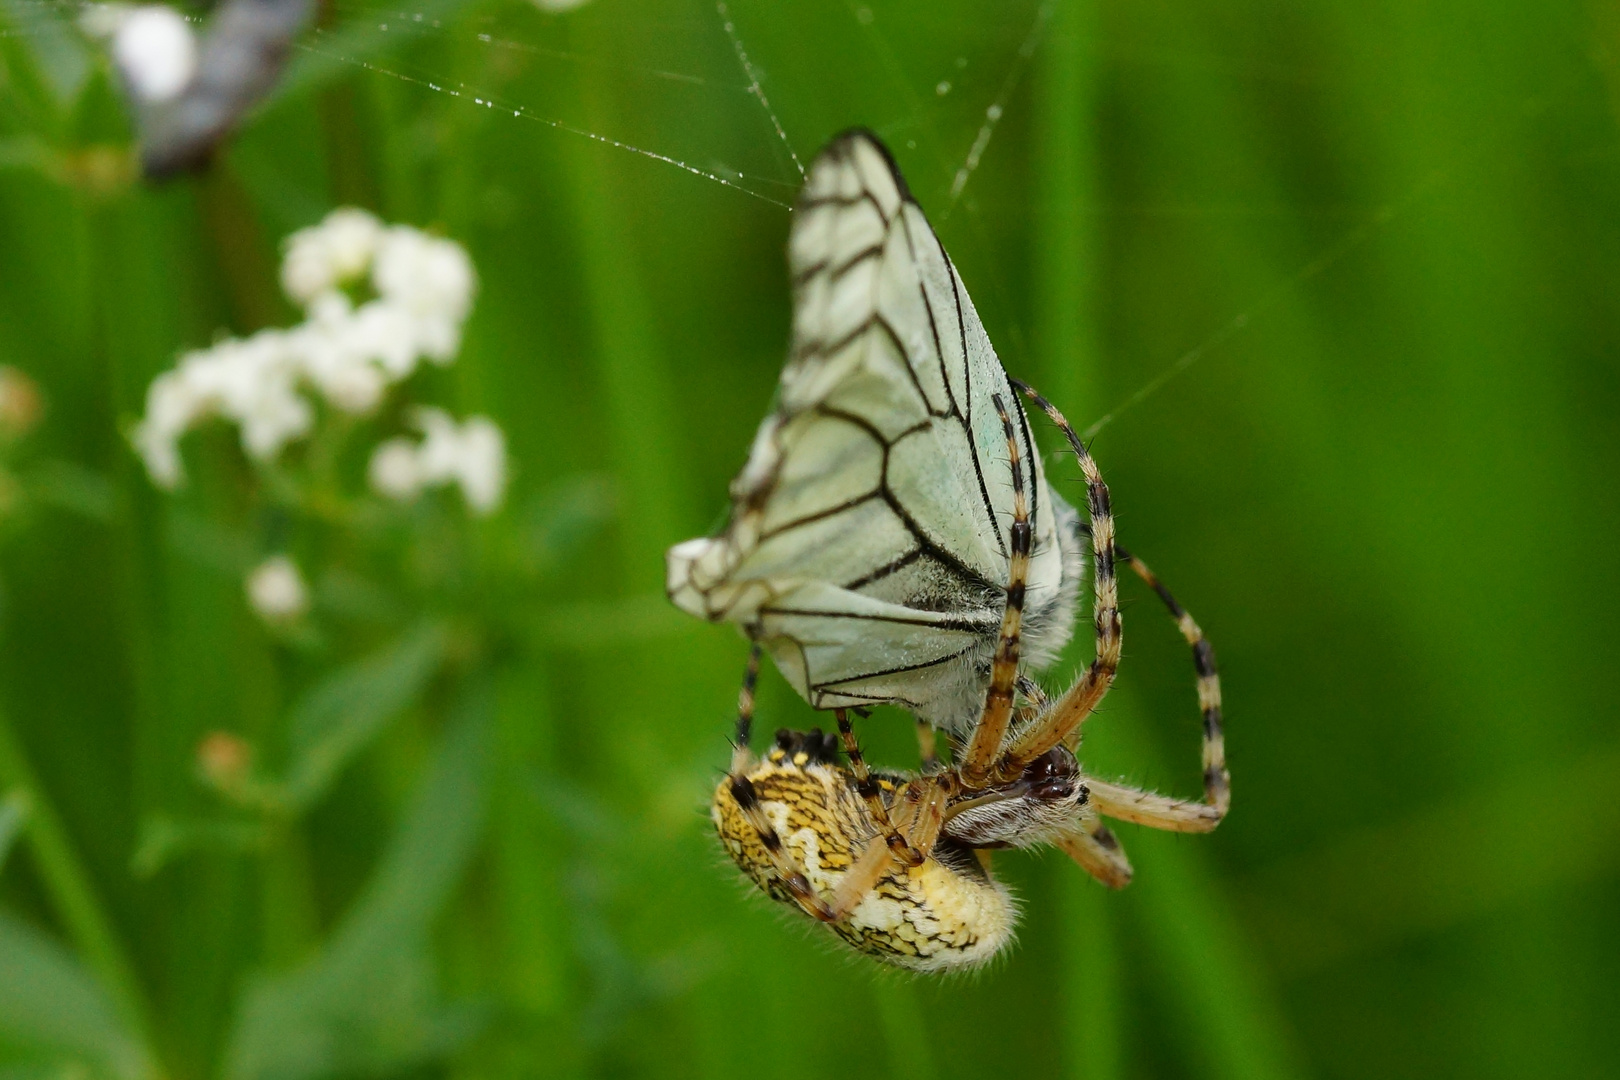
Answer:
711 384 1229 970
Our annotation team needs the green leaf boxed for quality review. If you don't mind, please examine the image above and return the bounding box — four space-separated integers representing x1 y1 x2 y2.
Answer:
222 678 492 1080
24 461 116 522
0 790 26 875
0 912 154 1080
129 813 265 879
278 621 448 810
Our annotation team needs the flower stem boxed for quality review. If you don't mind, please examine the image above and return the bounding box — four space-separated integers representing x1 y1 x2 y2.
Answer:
0 701 158 1072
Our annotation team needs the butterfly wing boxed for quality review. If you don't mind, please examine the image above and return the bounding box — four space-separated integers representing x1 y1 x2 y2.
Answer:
668 130 1082 736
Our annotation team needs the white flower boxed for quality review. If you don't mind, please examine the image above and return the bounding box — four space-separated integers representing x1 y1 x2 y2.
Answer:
235 381 312 461
369 409 507 515
320 209 384 284
368 438 422 501
131 212 480 486
280 209 383 306
455 417 506 514
373 228 476 324
131 368 203 487
115 6 196 103
82 4 197 104
245 555 308 623
412 314 462 367
348 301 420 379
412 407 464 485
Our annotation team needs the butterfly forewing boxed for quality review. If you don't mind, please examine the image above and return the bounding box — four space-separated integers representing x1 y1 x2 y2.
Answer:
668 131 1082 736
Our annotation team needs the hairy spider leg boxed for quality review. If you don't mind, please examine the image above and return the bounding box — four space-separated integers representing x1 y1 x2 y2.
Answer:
792 389 1044 916
996 379 1122 776
1056 819 1134 889
722 653 954 925
836 708 925 866
1084 547 1230 831
729 641 763 775
723 643 845 920
1015 381 1229 833
958 392 1037 787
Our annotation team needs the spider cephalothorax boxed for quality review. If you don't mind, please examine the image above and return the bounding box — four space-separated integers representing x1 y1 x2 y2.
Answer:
942 744 1088 849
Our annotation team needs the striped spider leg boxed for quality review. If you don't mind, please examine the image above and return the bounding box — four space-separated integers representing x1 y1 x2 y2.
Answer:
714 385 1231 966
1009 380 1231 834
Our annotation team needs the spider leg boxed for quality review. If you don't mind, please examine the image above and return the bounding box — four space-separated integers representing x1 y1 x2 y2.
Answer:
723 645 845 921
729 642 763 774
1016 675 1049 711
958 392 1035 788
1056 816 1134 889
1102 548 1230 826
819 775 955 922
1085 778 1223 832
725 650 957 924
1049 531 1230 828
836 708 924 866
996 379 1122 774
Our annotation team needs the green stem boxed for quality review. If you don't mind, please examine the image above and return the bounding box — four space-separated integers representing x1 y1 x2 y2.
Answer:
0 702 158 1072
1036 0 1103 414
1061 879 1124 1080
1108 699 1305 1080
556 18 692 586
1036 3 1121 1077
872 977 938 1080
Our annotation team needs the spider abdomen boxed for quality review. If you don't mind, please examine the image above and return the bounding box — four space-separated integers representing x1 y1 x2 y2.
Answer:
712 747 1016 972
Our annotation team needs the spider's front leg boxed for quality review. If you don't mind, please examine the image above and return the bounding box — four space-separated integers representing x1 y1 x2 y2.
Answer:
1056 816 1134 889
994 380 1122 776
1007 380 1229 833
957 392 1039 789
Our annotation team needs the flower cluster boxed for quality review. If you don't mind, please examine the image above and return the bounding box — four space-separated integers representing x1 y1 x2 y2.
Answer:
131 208 477 488
369 408 507 516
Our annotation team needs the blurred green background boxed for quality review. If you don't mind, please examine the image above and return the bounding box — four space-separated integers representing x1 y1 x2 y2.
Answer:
2 0 1618 1077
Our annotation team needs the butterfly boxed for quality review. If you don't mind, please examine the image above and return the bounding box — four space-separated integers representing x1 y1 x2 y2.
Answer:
667 130 1085 739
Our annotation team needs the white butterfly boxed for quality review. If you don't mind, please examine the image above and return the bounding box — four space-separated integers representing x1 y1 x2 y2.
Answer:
667 130 1084 738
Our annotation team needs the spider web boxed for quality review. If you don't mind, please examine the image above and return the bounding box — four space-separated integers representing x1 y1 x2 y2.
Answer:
272 0 1591 436
0 0 1594 436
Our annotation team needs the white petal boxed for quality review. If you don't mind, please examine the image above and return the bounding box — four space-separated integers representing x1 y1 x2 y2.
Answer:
454 416 507 515
368 438 423 501
246 555 308 622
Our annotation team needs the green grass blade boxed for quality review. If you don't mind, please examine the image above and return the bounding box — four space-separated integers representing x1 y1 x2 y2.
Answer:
1036 3 1126 1077
223 675 493 1080
280 621 449 809
0 912 154 1080
0 706 155 1072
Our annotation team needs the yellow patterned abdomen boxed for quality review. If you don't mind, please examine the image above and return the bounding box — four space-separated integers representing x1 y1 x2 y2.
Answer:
712 754 1015 972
